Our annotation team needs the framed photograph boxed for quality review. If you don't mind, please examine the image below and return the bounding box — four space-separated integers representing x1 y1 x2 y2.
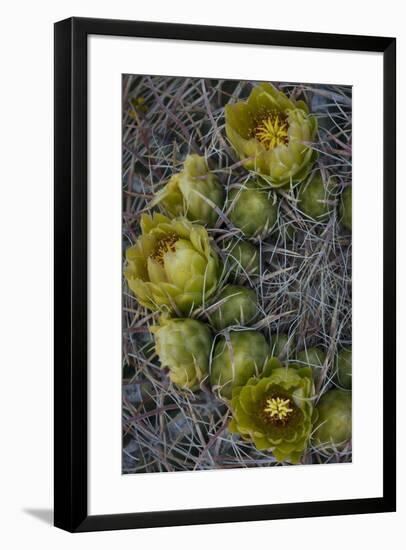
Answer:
54 17 396 532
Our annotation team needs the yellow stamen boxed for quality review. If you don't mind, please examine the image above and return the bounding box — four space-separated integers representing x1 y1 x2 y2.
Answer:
129 97 147 119
254 114 289 149
263 397 293 421
150 235 178 266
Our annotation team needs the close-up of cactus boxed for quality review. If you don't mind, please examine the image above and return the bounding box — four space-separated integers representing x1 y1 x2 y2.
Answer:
227 180 278 237
209 285 258 330
210 330 269 400
222 237 261 278
297 171 336 221
313 389 352 453
150 316 213 391
122 76 352 472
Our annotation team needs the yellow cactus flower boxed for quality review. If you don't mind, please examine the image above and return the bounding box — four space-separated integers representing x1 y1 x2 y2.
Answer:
124 213 220 314
225 82 318 187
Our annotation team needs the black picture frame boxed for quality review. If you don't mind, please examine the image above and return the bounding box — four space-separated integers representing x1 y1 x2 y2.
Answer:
54 17 396 532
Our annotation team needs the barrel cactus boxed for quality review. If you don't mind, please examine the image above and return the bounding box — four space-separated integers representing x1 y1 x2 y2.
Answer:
313 389 352 452
210 285 258 330
211 330 269 400
151 316 213 391
228 181 277 237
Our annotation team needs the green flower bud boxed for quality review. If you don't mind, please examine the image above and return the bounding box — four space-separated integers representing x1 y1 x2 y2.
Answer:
297 172 335 220
225 82 318 187
340 186 352 231
223 238 260 276
128 96 148 118
124 213 220 314
296 347 326 383
210 285 258 330
151 317 212 391
228 362 315 463
270 333 292 359
151 154 224 227
211 330 269 400
313 389 352 451
228 181 277 237
336 347 352 389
